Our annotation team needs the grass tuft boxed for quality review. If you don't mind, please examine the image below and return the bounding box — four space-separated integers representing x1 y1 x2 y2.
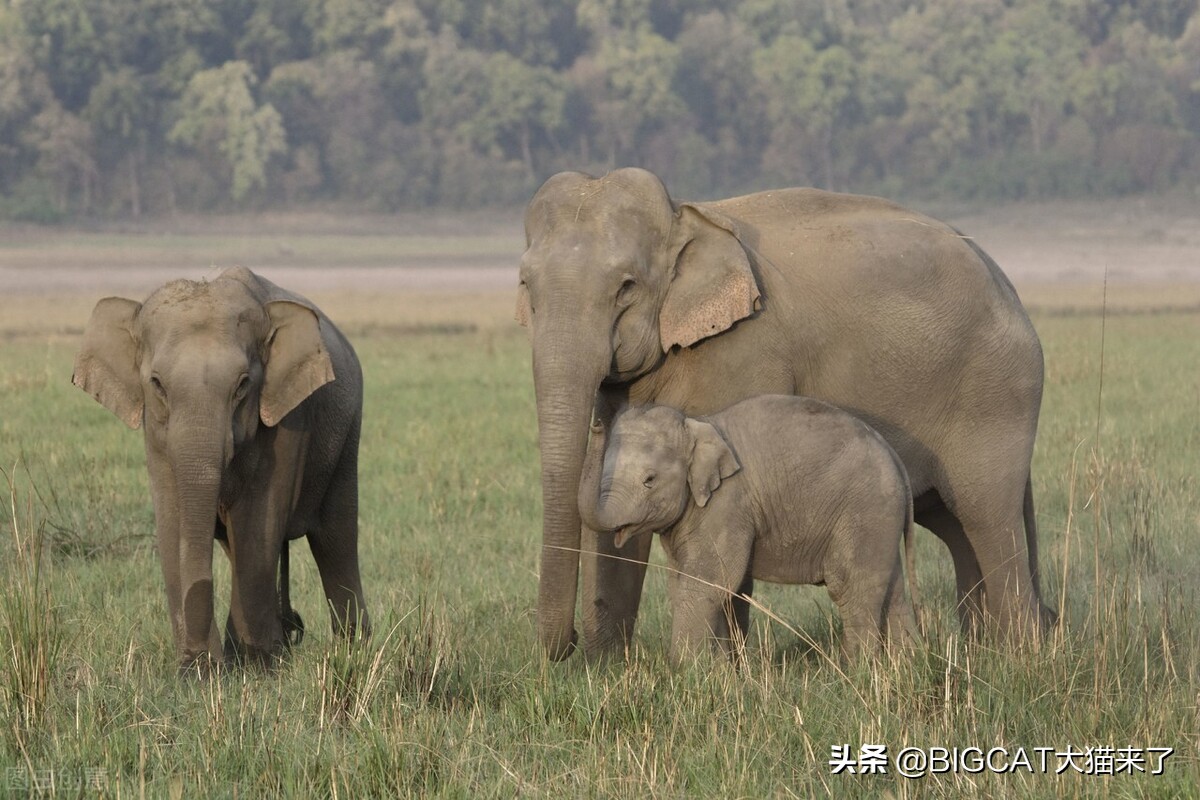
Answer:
1 463 66 760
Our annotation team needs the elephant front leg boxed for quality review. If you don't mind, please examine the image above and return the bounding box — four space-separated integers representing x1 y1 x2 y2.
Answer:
581 525 652 658
149 460 222 675
666 568 735 665
309 439 370 641
221 459 297 665
225 528 288 666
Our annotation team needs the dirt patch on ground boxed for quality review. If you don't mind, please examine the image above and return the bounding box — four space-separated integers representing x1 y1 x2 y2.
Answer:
3 198 1199 317
951 196 1200 286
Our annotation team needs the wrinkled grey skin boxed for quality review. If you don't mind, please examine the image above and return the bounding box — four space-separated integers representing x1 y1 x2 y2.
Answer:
579 397 917 661
518 167 1046 661
73 267 369 674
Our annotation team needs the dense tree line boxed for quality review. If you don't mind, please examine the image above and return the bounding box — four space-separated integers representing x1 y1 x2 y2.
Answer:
1 0 1197 219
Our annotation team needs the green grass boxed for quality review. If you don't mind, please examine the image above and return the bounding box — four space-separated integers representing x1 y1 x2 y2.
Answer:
1 297 1198 797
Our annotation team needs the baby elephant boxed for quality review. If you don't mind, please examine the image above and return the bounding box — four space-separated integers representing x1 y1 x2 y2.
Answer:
579 396 917 662
74 267 369 675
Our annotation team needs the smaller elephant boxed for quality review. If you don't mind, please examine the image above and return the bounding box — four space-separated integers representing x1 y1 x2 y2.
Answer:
73 267 369 674
579 395 917 662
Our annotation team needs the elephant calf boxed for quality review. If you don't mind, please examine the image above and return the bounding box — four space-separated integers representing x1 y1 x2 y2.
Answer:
73 267 369 675
579 395 917 662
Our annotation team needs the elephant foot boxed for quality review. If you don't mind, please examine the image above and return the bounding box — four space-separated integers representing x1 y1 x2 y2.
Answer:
178 652 222 680
985 593 1054 646
1038 602 1060 629
230 643 287 671
222 627 288 670
282 608 305 647
544 627 578 662
582 617 634 662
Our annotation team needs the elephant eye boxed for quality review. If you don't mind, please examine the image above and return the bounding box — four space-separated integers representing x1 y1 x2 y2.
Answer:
643 472 656 488
149 375 167 400
617 278 637 306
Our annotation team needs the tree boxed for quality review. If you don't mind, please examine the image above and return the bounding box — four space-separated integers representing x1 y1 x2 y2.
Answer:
169 61 287 202
571 26 687 167
86 67 153 215
26 101 98 211
472 53 566 180
754 34 858 187
986 2 1087 158
674 11 766 191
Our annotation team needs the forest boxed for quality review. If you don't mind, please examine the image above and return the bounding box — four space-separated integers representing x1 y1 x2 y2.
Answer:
1 0 1198 219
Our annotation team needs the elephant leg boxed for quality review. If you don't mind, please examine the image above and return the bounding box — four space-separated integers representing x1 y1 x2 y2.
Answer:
827 541 889 660
310 441 370 641
917 501 985 635
214 531 244 661
936 452 1043 640
151 478 185 651
226 531 286 665
581 523 652 659
149 461 222 673
833 599 883 661
222 428 310 663
666 568 732 665
882 559 918 648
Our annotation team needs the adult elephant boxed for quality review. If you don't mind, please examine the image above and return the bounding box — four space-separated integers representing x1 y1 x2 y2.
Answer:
517 168 1048 661
73 267 369 674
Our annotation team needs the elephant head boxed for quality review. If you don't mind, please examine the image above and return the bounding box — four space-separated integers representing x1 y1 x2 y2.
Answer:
72 267 333 669
581 405 741 549
518 168 761 660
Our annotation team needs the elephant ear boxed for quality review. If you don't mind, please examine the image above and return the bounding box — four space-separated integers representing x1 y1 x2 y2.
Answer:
260 300 335 427
684 418 740 508
73 297 144 429
660 204 761 352
514 281 532 328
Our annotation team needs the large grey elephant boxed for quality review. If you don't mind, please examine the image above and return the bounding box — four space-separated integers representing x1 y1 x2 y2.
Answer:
517 167 1047 661
579 397 918 662
73 266 369 674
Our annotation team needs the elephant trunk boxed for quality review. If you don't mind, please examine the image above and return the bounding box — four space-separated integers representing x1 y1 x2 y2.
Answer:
577 422 608 534
532 323 610 661
588 475 644 549
170 422 228 669
579 455 625 536
591 486 626 534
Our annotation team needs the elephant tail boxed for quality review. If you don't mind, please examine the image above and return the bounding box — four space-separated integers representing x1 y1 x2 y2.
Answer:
1024 474 1039 597
1025 474 1059 627
903 487 919 632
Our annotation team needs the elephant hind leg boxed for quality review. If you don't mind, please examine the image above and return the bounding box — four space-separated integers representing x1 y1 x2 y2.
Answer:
882 558 918 648
310 445 370 641
825 551 889 660
916 499 985 636
933 463 1044 641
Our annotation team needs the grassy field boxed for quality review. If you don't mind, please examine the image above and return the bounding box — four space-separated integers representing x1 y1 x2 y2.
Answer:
2 259 1199 796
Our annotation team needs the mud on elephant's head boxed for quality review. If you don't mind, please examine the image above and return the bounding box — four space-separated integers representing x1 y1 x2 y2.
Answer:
73 266 333 441
584 405 741 550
